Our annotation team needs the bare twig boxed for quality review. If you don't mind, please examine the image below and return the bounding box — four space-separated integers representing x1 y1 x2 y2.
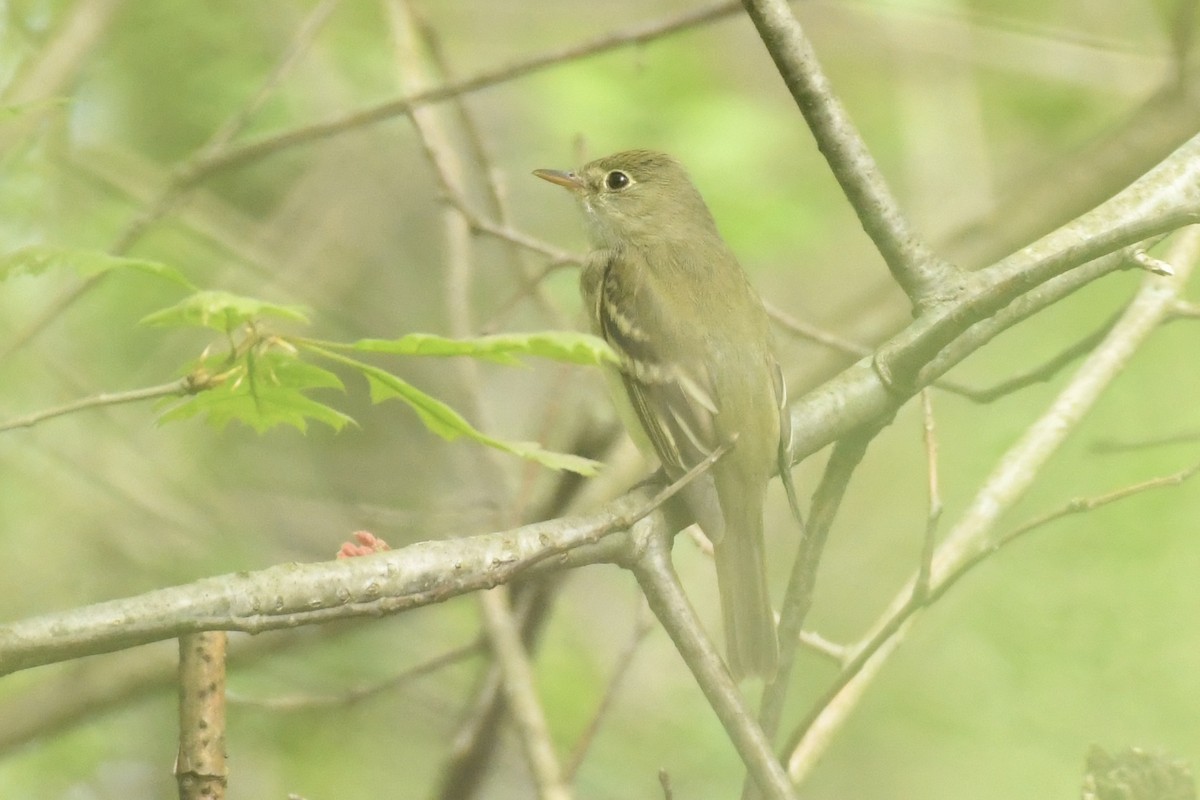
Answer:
913 241 1157 393
1132 249 1176 276
0 473 701 676
3 447 727 677
765 301 871 358
185 1 743 180
436 445 729 799
740 0 962 310
784 224 1200 784
0 377 192 432
411 9 564 329
564 600 654 779
753 426 878 760
786 456 1200 782
433 579 562 800
658 769 675 800
388 10 572 795
933 234 1197 587
0 0 339 363
789 133 1200 460
796 630 848 666
936 314 1117 403
228 640 482 710
0 0 124 152
913 389 941 600
875 126 1200 389
999 461 1200 545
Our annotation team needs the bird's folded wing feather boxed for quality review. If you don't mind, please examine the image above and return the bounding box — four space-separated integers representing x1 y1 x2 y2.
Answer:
596 252 720 478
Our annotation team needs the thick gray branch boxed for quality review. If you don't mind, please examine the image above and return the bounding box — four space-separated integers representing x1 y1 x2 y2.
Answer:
787 132 1200 464
0 493 648 676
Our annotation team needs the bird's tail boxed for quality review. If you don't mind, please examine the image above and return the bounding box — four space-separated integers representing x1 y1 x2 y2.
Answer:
714 530 778 681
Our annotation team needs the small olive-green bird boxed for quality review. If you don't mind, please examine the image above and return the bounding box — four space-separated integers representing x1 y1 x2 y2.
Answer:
534 150 790 680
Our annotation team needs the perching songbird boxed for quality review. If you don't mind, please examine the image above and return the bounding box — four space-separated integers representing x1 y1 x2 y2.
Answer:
535 150 790 680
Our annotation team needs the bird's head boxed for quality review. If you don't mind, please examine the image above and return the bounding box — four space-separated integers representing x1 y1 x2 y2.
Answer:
534 149 718 249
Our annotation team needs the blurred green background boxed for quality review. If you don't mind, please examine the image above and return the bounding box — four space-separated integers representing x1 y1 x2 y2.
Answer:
1 0 1197 797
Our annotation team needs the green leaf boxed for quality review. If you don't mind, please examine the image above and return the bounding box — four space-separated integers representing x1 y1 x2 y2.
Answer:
0 245 196 288
346 331 618 367
158 351 352 433
307 344 601 475
141 290 310 332
364 367 600 474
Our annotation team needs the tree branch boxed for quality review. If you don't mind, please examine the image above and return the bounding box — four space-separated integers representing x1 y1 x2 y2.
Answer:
785 133 1200 467
478 588 572 800
182 0 744 181
0 491 649 676
784 223 1200 783
740 0 961 309
629 519 796 800
176 632 228 800
0 378 192 432
757 426 878 747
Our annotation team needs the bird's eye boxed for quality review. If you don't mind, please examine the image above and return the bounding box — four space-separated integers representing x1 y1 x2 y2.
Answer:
605 170 631 190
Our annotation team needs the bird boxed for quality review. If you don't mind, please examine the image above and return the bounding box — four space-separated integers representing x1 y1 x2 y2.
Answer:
534 149 790 680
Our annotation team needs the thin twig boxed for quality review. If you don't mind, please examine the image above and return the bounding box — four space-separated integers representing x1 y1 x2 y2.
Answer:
796 630 848 666
0 378 192 432
785 457 1200 776
935 314 1117 403
1 455 728 677
658 769 675 800
431 433 710 800
764 301 871 358
433 579 561 800
753 426 878 764
913 389 941 600
185 1 744 180
784 225 1200 784
998 461 1200 545
564 599 654 780
411 9 564 329
0 0 339 363
388 9 555 797
228 640 482 710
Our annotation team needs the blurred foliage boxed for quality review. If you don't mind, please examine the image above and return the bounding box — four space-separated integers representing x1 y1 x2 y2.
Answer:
1 0 1198 798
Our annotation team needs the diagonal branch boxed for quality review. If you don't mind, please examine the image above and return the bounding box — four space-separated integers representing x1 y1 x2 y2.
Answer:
783 223 1200 783
756 425 878 749
0 0 340 364
184 0 744 181
630 519 796 800
740 0 961 309
786 134 1200 466
478 587 572 800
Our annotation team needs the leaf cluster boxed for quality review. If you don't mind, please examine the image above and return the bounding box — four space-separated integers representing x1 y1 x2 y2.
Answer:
1 246 614 474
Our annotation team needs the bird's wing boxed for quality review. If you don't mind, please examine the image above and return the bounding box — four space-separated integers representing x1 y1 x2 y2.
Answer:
772 355 792 461
596 251 720 478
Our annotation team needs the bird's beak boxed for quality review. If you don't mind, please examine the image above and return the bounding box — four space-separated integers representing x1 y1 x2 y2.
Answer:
533 168 585 193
